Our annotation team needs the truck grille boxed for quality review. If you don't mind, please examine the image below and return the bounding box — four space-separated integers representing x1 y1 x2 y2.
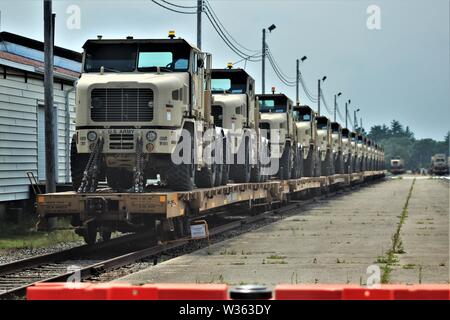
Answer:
109 133 134 150
91 88 154 122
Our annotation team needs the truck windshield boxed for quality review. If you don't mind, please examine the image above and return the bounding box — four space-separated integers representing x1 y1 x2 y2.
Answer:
211 72 247 94
83 42 191 73
259 99 287 113
293 111 311 121
84 44 137 72
138 51 189 71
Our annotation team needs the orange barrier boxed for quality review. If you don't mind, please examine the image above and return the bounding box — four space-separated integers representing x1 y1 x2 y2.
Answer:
275 284 450 300
26 283 450 300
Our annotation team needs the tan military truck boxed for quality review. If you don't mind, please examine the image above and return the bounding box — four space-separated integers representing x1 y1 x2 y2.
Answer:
331 122 344 174
293 105 319 177
390 157 405 174
430 154 449 175
341 128 352 174
356 134 366 172
315 116 334 176
211 67 266 183
258 93 301 179
350 132 359 172
71 33 220 192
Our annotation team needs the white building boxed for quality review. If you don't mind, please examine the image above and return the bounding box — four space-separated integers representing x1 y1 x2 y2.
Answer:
0 31 81 204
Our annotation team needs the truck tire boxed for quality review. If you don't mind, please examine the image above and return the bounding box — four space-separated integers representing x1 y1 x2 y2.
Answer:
106 168 134 190
167 161 195 191
321 150 333 176
70 135 89 191
195 164 216 188
167 125 196 191
345 154 353 174
234 138 251 183
214 164 223 187
291 147 303 179
250 163 261 183
279 144 292 180
303 148 314 177
314 151 322 177
221 164 229 185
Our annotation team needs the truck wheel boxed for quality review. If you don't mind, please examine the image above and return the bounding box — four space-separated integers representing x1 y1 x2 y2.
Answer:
70 135 89 191
221 164 229 185
279 145 292 180
167 161 195 191
291 147 303 179
214 164 223 187
234 138 251 183
195 164 216 188
303 148 314 177
314 151 322 177
250 163 261 183
106 168 134 190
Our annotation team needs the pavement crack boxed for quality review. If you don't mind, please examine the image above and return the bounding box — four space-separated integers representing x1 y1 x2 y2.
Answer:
380 178 416 284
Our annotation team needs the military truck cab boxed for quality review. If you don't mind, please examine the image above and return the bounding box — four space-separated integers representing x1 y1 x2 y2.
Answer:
293 105 319 177
211 68 265 183
356 134 366 172
257 93 300 179
390 157 405 174
72 33 219 192
315 116 334 176
331 122 343 174
341 129 352 174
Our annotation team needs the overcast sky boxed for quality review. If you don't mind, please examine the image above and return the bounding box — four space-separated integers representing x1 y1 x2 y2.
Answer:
1 0 448 140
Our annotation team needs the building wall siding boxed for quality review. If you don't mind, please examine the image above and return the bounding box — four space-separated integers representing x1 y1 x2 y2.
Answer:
0 66 76 202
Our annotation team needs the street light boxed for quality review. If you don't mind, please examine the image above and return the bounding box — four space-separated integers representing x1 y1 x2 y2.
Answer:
354 108 361 132
262 24 277 93
296 56 308 104
334 92 342 122
317 76 327 116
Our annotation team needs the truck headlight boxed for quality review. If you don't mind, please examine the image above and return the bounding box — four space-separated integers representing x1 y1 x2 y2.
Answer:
146 131 157 142
87 131 97 141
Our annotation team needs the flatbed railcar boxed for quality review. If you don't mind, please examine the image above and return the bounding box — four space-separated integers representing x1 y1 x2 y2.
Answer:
36 171 385 244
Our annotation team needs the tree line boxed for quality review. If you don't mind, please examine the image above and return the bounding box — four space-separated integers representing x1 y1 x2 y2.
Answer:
366 120 449 169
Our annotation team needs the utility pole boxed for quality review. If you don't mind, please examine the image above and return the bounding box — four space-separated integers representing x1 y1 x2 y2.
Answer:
334 94 337 122
44 0 56 228
261 28 266 94
345 101 348 128
197 0 202 49
296 59 299 105
317 79 321 116
354 110 358 131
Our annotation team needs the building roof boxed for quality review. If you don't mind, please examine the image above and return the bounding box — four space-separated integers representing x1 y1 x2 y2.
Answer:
0 31 81 79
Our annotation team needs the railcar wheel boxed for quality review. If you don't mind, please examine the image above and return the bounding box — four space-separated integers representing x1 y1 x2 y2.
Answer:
83 222 97 245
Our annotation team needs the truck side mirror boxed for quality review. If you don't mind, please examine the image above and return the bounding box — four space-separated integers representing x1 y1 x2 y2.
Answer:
197 58 204 69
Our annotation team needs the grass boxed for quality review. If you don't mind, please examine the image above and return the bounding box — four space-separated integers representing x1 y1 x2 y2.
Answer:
378 178 416 283
0 217 82 250
402 264 416 270
266 254 286 260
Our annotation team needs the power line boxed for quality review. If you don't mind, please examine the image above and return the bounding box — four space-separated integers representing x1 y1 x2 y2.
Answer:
204 0 259 54
151 0 197 14
159 0 197 9
204 8 260 60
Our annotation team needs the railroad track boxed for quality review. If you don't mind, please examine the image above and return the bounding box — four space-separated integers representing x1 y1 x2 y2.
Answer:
0 181 375 300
